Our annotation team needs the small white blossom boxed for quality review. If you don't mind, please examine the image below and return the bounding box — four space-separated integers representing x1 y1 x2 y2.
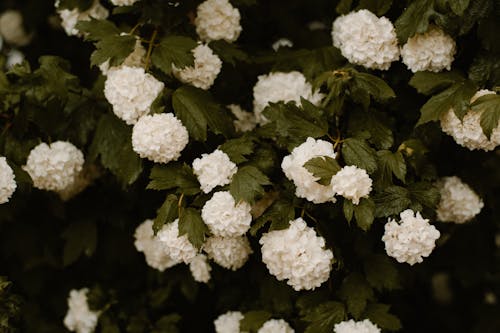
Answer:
203 236 252 270
228 104 257 132
202 191 252 237
272 38 293 51
0 10 31 46
110 0 139 6
99 38 146 75
214 311 244 333
63 288 100 333
172 44 222 90
382 209 440 265
436 176 483 224
331 165 372 205
334 319 381 333
195 0 242 43
6 49 25 69
0 157 16 204
189 254 212 283
157 219 198 264
55 0 109 36
192 149 237 193
258 319 294 333
134 220 179 271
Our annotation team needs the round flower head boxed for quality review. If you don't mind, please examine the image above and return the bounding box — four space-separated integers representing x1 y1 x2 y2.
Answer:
214 311 244 333
192 149 237 194
157 219 198 264
440 89 500 151
0 157 16 204
259 218 334 291
6 49 25 69
99 37 146 75
228 104 257 133
436 176 483 224
253 71 324 124
0 10 31 46
172 44 222 90
55 0 109 36
331 165 372 205
202 191 252 237
132 113 189 164
281 137 337 204
134 220 180 271
23 141 84 192
401 26 456 73
104 66 164 125
382 209 440 265
63 288 100 333
203 236 252 270
331 9 399 70
195 0 242 43
189 254 212 283
258 319 294 333
334 319 381 333
110 0 139 6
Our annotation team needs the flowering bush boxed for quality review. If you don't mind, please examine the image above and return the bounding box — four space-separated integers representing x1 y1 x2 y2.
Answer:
0 0 499 332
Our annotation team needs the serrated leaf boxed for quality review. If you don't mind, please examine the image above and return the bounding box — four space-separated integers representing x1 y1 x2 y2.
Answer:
351 72 395 109
251 199 295 235
240 311 272 332
341 138 377 174
338 273 375 319
76 19 120 41
348 110 394 150
408 182 440 210
373 186 411 217
375 150 406 188
364 304 402 331
90 34 136 67
153 195 179 234
303 301 346 333
209 40 249 66
394 0 437 43
363 254 400 291
152 36 197 75
304 156 341 185
147 163 200 195
470 94 500 139
178 208 208 249
219 136 255 164
354 198 375 231
409 71 464 95
61 221 97 266
357 0 393 15
230 166 271 204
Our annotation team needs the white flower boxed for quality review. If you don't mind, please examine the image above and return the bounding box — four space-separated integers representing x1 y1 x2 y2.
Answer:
253 71 324 124
203 236 252 270
55 0 109 36
192 149 237 194
104 66 164 125
0 157 16 204
189 254 212 283
63 288 100 333
23 141 84 192
259 218 334 291
331 9 399 70
134 220 179 271
172 44 222 90
258 319 294 333
202 191 252 237
157 219 198 264
0 10 31 46
6 49 25 69
132 113 189 163
382 209 440 265
401 26 456 73
436 176 483 224
99 38 146 75
272 38 293 51
331 165 372 205
334 319 381 333
110 0 139 6
228 104 257 132
214 311 244 333
195 0 242 43
281 137 337 204
440 89 500 151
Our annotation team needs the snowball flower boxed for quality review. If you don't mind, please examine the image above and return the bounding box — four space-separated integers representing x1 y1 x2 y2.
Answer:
99 38 146 75
23 141 84 192
436 176 483 224
259 218 334 291
253 71 324 124
189 254 212 283
334 319 381 333
272 38 293 51
214 311 244 333
401 26 456 73
172 44 222 90
110 0 139 6
382 209 440 265
55 0 109 36
157 219 198 264
202 191 252 237
331 165 372 205
134 220 179 271
332 9 399 70
0 157 16 204
192 149 237 193
104 66 164 125
63 288 100 333
132 113 189 163
195 0 241 43
203 236 252 270
228 104 257 132
281 137 336 204
6 49 25 69
258 319 294 333
440 89 500 151
0 10 31 46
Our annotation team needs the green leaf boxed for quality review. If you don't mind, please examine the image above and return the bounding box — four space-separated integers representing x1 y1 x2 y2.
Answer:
364 304 402 331
357 0 393 15
178 208 208 249
354 198 375 231
375 150 406 188
153 194 179 234
240 311 272 332
470 94 500 139
408 182 440 211
336 0 353 14
252 199 295 235
303 156 341 185
394 0 437 43
76 19 120 41
152 36 197 75
219 136 255 164
338 273 375 319
153 314 181 333
61 221 97 266
147 163 200 195
350 72 395 109
341 138 378 174
364 254 400 291
409 71 464 95
209 40 249 66
230 166 271 204
343 199 354 223
303 301 346 333
373 186 411 217
447 0 470 16
90 34 136 67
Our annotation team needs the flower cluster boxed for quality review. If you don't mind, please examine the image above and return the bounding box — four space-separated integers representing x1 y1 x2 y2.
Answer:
0 10 31 46
331 165 372 204
0 157 16 204
55 0 109 36
203 236 252 270
157 219 198 264
134 220 178 271
63 288 100 333
172 44 222 90
192 149 238 193
334 319 381 333
195 0 242 43
214 311 244 333
189 254 212 283
258 319 294 333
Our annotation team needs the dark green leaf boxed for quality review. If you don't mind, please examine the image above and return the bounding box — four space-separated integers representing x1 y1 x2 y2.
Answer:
147 163 200 195
76 19 120 41
348 110 394 150
303 301 346 333
373 186 411 217
470 94 500 139
152 36 197 75
394 0 437 43
58 0 93 11
354 198 375 231
336 0 353 14
153 314 181 333
339 273 374 319
363 254 400 291
230 166 271 204
408 182 440 210
252 199 295 235
448 0 470 15
219 136 255 164
240 311 272 332
304 156 341 185
409 71 464 95
375 150 406 188
178 208 208 249
351 72 395 107
364 304 402 331
153 195 179 234
62 221 97 266
90 34 136 67
209 40 249 66
343 199 354 223
357 0 393 15
341 138 378 174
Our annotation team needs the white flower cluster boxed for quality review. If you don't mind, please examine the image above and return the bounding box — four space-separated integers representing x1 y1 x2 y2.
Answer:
55 0 109 36
440 89 500 151
6 49 25 69
63 288 100 333
228 104 257 133
189 254 212 283
23 141 84 192
195 0 242 43
204 236 252 270
436 176 483 224
331 165 372 205
382 209 440 265
258 319 294 333
253 71 324 124
0 10 31 46
157 219 198 264
0 157 16 204
104 66 164 125
172 44 222 90
332 9 399 70
214 311 244 333
110 0 139 6
334 319 381 333
401 26 456 73
134 220 178 271
281 137 336 204
99 38 146 75
259 218 334 291
132 113 189 163
192 149 237 193
272 38 293 51
202 191 252 237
